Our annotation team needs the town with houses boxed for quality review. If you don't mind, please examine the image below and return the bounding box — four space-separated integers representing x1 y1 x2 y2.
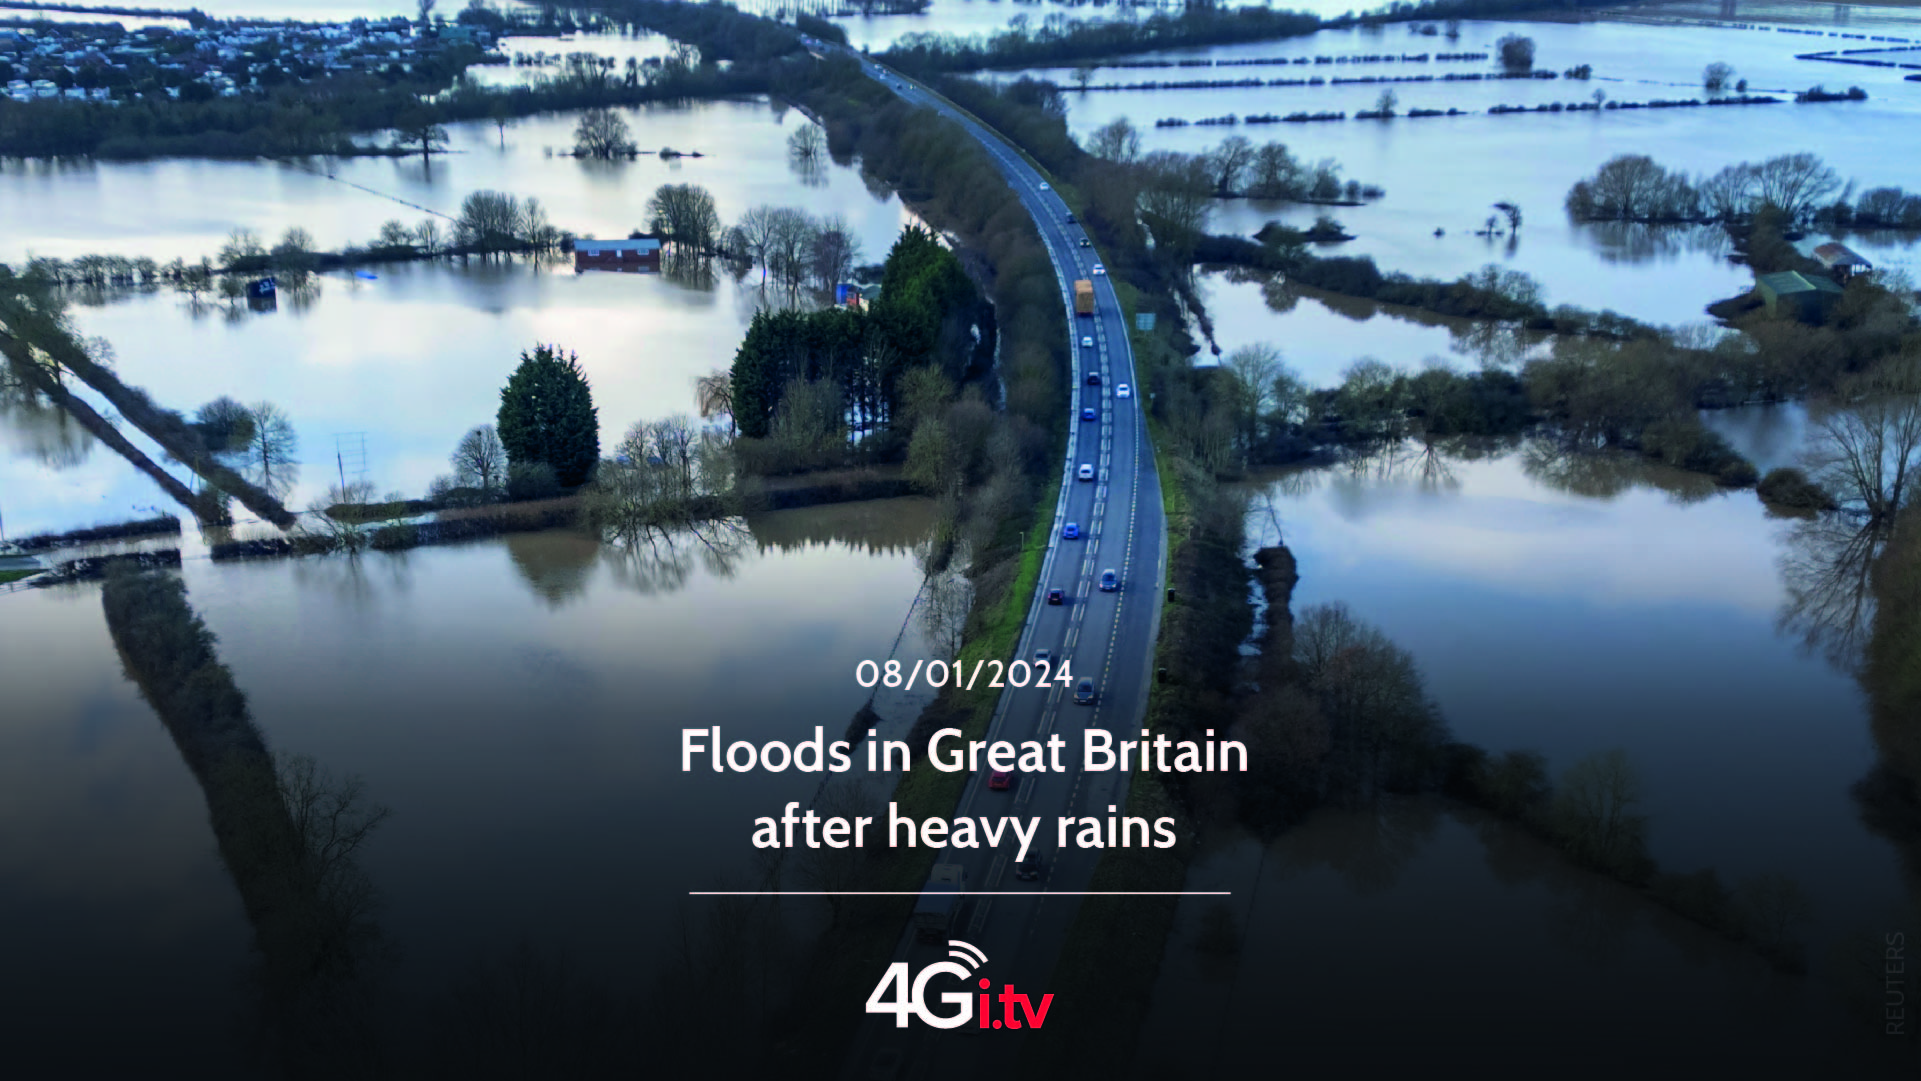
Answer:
1 12 494 103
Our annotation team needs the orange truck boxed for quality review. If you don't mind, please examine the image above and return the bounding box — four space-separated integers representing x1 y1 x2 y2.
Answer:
1074 279 1095 316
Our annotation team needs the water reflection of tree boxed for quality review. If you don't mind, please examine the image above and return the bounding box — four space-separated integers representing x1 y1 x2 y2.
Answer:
1776 513 1888 669
599 518 750 595
660 248 717 292
505 529 601 608
0 364 94 468
99 569 392 1074
1576 222 1729 266
1519 437 1720 504
1270 797 1442 895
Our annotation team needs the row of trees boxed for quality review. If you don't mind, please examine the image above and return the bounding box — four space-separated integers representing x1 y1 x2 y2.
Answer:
728 224 981 451
1567 151 1920 226
1089 121 1371 205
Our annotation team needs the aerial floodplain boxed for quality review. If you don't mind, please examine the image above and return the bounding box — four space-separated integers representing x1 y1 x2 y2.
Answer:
2 0 1919 1077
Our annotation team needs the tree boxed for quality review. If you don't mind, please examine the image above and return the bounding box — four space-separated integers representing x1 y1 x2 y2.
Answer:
1493 200 1522 234
455 190 523 252
498 345 600 488
414 219 442 257
243 400 299 496
1703 61 1735 91
451 424 506 491
786 123 825 162
1497 33 1535 73
193 395 255 453
1138 151 1214 258
644 183 721 252
375 219 415 253
1799 360 1921 524
695 369 736 436
489 100 514 149
1087 117 1141 163
416 0 436 23
1247 141 1303 200
391 106 449 159
733 205 779 281
270 227 316 276
1072 64 1095 92
1222 343 1284 452
217 228 266 271
1550 749 1650 878
765 207 819 291
1206 135 1255 196
1751 152 1845 221
1373 88 1398 116
572 108 635 159
810 214 861 292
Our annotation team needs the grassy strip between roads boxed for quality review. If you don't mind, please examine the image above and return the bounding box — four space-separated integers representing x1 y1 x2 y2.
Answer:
780 488 1057 1067
0 569 35 586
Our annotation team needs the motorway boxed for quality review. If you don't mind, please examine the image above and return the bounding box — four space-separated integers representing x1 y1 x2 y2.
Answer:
830 48 1169 1081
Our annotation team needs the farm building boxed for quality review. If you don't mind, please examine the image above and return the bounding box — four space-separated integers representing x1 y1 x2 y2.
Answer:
1755 270 1844 322
574 238 661 273
1811 242 1872 281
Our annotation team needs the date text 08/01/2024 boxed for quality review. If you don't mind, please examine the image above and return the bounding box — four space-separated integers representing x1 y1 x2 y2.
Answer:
855 658 1070 692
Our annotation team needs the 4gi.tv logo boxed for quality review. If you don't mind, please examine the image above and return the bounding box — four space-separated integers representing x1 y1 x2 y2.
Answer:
865 941 1055 1030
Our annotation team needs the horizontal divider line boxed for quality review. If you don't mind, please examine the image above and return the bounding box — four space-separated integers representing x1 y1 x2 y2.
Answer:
688 891 1229 896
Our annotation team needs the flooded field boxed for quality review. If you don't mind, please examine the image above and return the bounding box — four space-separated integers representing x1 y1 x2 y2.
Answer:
0 502 946 1072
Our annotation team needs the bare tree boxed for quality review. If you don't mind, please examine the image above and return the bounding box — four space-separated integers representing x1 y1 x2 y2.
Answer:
1086 117 1142 163
694 370 736 436
1247 141 1303 200
1551 749 1648 875
1138 151 1214 258
1750 152 1845 221
1222 343 1283 453
244 401 299 496
765 208 819 293
645 184 722 252
786 123 825 162
573 108 636 159
1702 61 1735 92
415 0 436 23
733 205 779 282
1799 361 1921 523
454 190 524 253
1205 135 1255 196
451 424 506 491
414 218 443 257
810 214 861 292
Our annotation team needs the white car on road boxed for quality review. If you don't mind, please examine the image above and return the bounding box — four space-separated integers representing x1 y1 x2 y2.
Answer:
1078 464 1094 481
1117 383 1131 398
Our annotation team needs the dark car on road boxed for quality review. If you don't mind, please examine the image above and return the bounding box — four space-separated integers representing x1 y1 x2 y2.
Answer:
1047 588 1065 605
1087 372 1101 386
1100 569 1119 592
1014 856 1043 881
1081 407 1097 422
1074 678 1095 705
1063 522 1080 540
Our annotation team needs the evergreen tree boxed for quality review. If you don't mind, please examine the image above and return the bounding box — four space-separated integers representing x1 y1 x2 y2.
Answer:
497 344 600 487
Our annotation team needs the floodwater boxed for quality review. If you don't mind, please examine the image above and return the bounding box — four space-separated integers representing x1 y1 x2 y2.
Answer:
1224 438 1909 1067
1193 266 1548 384
1137 803 1910 1076
0 97 903 264
1022 18 1921 324
0 501 946 1073
1 98 919 537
